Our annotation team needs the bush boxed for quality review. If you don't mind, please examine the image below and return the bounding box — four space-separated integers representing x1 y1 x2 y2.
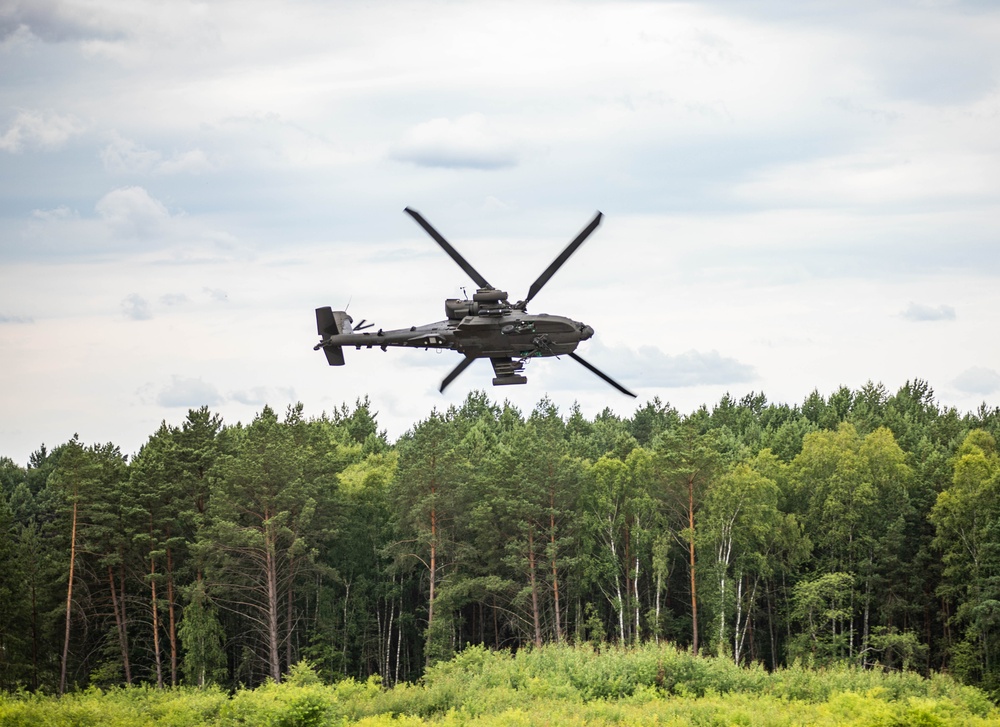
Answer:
0 644 995 726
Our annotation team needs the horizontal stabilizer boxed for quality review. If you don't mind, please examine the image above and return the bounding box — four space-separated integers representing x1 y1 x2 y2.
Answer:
323 345 346 366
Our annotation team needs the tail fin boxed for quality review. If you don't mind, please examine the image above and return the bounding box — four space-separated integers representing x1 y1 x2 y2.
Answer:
315 307 352 366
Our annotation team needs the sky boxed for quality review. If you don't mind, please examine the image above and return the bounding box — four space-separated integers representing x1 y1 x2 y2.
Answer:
1 0 999 465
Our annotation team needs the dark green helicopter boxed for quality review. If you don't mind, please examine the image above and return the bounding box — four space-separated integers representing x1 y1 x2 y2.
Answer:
314 207 635 397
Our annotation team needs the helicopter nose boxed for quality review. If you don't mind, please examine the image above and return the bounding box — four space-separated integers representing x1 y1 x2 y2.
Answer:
580 324 594 340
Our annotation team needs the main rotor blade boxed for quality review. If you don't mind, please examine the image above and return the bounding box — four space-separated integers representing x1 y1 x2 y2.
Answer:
568 351 636 398
523 211 602 307
404 207 492 289
440 355 477 393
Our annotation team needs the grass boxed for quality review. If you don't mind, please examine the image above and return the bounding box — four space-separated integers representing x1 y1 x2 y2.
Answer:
1 643 997 726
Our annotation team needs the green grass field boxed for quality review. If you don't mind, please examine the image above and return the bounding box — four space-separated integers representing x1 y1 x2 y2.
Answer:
2 644 997 726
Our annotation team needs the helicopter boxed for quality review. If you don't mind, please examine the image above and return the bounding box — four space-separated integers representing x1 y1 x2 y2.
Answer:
314 207 635 397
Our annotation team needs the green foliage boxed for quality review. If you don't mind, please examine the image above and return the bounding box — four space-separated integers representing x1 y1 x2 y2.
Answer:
930 429 1000 697
0 645 994 726
2 382 1000 695
177 581 226 687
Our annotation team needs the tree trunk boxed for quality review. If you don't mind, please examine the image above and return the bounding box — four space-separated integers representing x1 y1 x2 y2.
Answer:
493 596 500 649
427 501 437 665
265 537 281 682
150 554 163 689
608 521 625 643
30 573 39 690
528 528 542 647
108 565 132 684
733 574 742 663
166 546 177 687
634 555 641 644
59 497 78 696
342 579 351 672
767 583 777 670
624 523 632 643
654 569 663 645
286 571 296 672
396 594 404 685
549 488 562 643
385 596 395 684
719 571 726 652
688 474 699 654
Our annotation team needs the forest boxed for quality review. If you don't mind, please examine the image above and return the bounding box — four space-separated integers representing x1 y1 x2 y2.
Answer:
1 379 999 704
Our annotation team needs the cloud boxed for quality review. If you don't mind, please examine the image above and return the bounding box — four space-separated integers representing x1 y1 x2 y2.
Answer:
953 367 1000 396
31 205 78 221
391 114 518 170
121 293 152 321
156 148 213 175
101 133 214 175
875 39 997 106
203 287 228 303
0 109 85 152
160 293 188 306
95 186 170 238
157 376 223 407
0 314 33 324
900 303 957 322
482 196 513 211
100 134 162 174
152 378 294 409
0 0 127 43
229 386 296 406
539 342 756 392
618 346 757 388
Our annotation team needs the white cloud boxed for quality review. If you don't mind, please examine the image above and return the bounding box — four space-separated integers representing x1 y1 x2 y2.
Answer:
2 0 1000 464
612 346 757 388
732 149 1000 210
953 367 1000 396
95 186 170 238
156 148 213 175
100 133 162 173
0 313 33 324
230 385 296 406
952 366 1000 396
203 287 228 303
0 109 84 152
391 114 518 170
160 293 188 306
537 341 756 393
157 376 223 407
900 303 956 321
121 293 152 320
101 133 214 175
0 0 127 43
155 377 295 409
31 205 78 221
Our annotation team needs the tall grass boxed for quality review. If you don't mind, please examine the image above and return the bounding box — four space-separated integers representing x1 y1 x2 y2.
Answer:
1 643 996 726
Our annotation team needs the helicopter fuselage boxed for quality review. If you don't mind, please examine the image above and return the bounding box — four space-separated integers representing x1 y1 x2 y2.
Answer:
322 310 594 360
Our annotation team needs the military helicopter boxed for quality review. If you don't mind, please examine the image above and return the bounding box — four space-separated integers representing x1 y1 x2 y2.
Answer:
314 207 635 397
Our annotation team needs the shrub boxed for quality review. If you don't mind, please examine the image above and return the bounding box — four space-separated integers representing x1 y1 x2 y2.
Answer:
0 644 996 726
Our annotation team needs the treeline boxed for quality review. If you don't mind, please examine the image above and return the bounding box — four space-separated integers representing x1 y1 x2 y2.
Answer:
0 381 998 698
